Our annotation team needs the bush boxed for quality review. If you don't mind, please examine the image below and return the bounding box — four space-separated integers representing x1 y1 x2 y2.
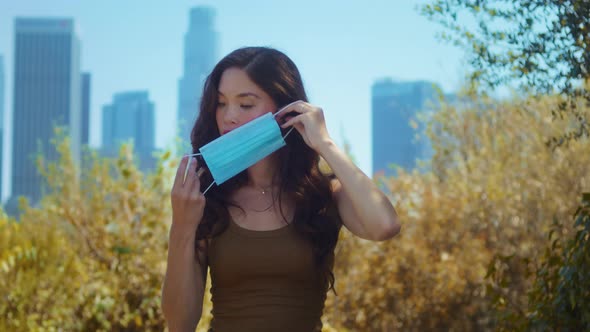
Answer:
1 129 173 331
1 91 588 331
323 92 590 331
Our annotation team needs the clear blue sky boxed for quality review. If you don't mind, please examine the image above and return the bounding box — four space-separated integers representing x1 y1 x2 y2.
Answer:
0 0 466 200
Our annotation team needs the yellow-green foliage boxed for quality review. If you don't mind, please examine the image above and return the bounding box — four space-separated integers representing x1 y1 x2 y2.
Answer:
0 206 85 331
323 93 589 331
1 130 177 331
1 92 588 331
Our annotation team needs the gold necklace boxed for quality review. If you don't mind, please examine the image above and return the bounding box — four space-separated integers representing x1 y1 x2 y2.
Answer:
258 186 272 195
248 186 276 212
251 183 273 195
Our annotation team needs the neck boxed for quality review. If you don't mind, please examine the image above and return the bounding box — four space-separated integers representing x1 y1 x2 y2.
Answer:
247 153 279 189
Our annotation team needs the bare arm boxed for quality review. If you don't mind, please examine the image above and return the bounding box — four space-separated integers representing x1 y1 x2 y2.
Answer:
161 227 207 331
161 155 207 331
322 141 401 241
278 101 401 241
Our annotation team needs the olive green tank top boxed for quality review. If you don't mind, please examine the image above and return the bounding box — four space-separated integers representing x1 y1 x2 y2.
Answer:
207 217 334 332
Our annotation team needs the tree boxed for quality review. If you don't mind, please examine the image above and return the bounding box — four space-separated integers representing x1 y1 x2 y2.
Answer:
486 193 590 331
422 0 590 145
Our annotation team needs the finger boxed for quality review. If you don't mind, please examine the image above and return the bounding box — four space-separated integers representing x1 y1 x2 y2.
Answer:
186 156 199 182
189 161 208 193
182 156 193 185
277 100 302 114
275 100 304 121
174 155 190 188
282 115 295 125
196 167 206 178
293 122 305 133
281 114 304 128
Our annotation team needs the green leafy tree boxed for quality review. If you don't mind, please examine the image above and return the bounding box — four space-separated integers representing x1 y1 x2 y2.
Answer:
422 0 590 145
487 193 590 331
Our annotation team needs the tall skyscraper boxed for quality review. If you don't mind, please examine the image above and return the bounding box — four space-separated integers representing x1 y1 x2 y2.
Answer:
372 79 438 176
102 91 155 171
81 73 91 146
0 55 5 201
177 6 218 151
10 18 81 206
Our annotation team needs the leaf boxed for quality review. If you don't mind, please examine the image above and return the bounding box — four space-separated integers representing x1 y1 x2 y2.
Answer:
113 246 132 255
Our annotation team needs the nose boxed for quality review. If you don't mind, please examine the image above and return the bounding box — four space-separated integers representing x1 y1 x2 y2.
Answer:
223 104 239 126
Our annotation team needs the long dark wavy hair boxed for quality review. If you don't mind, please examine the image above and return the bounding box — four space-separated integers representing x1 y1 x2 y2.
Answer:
190 46 342 293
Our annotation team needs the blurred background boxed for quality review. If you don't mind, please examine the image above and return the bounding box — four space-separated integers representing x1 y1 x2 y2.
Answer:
0 1 588 331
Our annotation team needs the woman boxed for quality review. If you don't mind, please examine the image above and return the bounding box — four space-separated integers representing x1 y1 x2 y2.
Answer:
161 46 400 332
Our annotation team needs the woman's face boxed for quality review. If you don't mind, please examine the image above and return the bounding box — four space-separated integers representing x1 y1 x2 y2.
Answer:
215 67 277 135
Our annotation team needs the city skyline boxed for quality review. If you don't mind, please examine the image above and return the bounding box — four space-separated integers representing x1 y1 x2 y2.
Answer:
9 18 81 209
0 1 466 202
372 79 440 176
177 6 218 152
102 90 157 172
81 72 91 146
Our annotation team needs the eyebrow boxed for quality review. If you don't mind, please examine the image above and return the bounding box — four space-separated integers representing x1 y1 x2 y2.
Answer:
218 92 261 99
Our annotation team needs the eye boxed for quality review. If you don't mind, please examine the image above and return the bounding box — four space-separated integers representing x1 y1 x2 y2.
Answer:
240 104 254 109
217 101 226 107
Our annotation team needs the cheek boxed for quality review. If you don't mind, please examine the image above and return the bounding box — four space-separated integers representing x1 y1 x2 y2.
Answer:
247 103 276 122
243 113 261 123
215 111 223 130
240 110 270 126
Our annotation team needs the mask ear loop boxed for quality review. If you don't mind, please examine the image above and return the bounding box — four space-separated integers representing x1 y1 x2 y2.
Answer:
202 181 216 195
273 106 296 139
283 126 295 139
185 152 216 195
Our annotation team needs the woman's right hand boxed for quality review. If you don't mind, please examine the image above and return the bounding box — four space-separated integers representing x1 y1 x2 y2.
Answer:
170 155 206 229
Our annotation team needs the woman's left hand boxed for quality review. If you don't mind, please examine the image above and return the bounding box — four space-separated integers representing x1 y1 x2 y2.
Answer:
277 100 333 152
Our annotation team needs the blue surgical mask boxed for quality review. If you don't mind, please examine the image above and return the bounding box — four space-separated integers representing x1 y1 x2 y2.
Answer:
186 108 294 194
